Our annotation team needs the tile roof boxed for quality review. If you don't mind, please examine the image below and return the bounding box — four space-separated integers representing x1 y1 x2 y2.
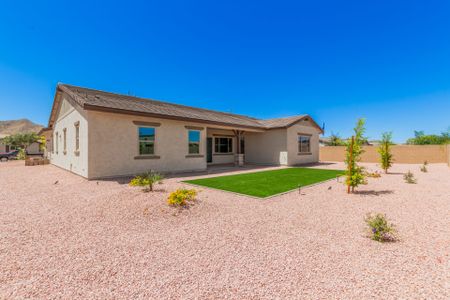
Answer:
57 84 314 130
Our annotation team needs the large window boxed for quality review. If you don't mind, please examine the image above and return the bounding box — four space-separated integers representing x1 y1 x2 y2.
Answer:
298 135 311 153
214 137 233 154
188 130 200 154
139 127 155 155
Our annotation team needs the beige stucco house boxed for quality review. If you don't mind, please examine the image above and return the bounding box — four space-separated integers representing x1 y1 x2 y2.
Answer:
46 84 323 179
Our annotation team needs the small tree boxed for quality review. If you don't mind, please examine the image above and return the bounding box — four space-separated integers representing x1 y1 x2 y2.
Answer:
378 132 394 173
345 118 367 193
130 171 164 192
327 132 345 146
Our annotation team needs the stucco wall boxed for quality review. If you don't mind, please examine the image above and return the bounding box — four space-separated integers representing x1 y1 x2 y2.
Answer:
51 98 89 177
245 129 288 165
286 120 321 165
447 145 450 166
87 111 210 179
26 143 42 155
320 145 450 164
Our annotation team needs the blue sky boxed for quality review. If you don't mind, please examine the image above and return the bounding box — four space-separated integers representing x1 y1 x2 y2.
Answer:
1 0 449 142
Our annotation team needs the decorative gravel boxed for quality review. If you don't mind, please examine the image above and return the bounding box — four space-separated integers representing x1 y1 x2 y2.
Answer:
1 161 449 299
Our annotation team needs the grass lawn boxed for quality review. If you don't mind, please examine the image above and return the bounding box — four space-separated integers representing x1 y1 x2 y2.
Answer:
184 167 345 198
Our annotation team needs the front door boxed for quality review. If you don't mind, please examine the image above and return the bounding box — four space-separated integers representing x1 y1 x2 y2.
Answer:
207 137 213 163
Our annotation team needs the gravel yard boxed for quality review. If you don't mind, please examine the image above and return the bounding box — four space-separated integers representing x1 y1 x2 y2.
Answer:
1 161 449 299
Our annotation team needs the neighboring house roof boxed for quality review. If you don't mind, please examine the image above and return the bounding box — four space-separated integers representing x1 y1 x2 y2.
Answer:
49 84 323 132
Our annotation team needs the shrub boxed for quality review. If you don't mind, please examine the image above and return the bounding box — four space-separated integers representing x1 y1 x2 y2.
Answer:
130 171 164 192
420 164 428 173
403 171 417 184
366 171 381 178
17 148 26 160
167 189 197 207
365 213 397 242
378 132 394 173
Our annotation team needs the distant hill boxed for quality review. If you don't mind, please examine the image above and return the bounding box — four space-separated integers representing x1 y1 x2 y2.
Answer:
0 119 44 137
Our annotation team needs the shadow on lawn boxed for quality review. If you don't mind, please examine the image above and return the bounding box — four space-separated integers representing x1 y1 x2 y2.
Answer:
355 190 394 196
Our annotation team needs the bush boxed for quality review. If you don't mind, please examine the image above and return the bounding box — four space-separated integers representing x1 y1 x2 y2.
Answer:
167 189 197 207
365 213 397 242
403 171 417 184
17 148 26 160
420 164 428 173
130 171 164 192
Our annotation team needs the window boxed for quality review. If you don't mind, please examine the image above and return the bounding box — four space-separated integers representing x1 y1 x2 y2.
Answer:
63 128 67 154
188 130 200 154
74 122 80 153
298 135 311 153
55 132 59 154
139 127 155 155
214 137 233 154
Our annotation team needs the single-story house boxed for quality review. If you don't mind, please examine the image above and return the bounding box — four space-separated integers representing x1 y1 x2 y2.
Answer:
46 84 323 179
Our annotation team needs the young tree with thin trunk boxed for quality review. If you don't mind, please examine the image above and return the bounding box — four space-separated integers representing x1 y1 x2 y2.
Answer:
378 132 394 173
345 118 367 193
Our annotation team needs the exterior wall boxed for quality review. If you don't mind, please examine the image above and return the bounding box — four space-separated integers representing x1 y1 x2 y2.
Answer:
26 142 42 155
0 143 6 153
447 145 450 167
286 119 321 165
50 98 89 177
87 111 209 179
245 129 287 165
207 128 236 164
320 145 450 164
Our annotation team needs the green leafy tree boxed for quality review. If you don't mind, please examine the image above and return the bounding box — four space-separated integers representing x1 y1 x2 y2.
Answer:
406 129 450 145
378 132 394 173
327 132 345 146
345 118 367 193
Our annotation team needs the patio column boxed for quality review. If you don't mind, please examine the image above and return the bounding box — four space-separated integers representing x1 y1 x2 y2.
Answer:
233 130 245 166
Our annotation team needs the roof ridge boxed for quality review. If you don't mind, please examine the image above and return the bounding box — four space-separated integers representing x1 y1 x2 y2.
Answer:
59 83 260 122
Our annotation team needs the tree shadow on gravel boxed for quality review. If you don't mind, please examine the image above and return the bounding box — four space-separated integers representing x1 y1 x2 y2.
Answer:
355 190 394 196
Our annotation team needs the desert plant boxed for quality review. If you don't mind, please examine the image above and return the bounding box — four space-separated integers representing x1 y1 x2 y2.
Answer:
403 171 417 184
167 189 197 207
366 171 381 178
345 118 367 193
130 171 164 192
365 213 397 242
17 148 26 160
378 132 394 173
420 164 428 173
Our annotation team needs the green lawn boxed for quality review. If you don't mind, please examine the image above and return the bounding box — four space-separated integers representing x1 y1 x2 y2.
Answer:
184 167 344 198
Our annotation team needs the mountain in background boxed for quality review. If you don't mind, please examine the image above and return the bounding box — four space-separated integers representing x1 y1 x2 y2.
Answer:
0 119 44 137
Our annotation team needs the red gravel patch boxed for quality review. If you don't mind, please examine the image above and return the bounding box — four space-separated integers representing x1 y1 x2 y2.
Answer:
1 161 449 299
